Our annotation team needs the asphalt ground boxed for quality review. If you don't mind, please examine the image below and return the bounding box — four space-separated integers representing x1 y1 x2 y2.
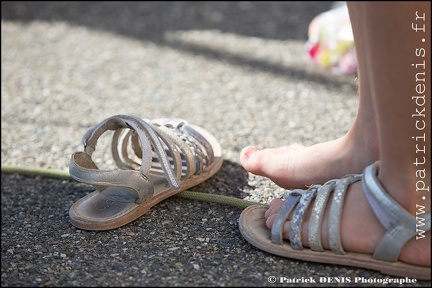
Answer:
1 1 430 287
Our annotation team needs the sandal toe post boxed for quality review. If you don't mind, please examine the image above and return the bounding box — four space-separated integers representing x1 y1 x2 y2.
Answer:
69 115 223 231
239 162 431 280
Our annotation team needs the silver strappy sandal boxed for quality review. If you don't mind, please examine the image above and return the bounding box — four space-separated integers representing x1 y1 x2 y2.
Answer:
238 161 431 280
69 115 223 231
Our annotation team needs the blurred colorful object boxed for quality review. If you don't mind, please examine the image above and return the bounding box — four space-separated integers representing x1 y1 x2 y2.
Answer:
305 2 357 75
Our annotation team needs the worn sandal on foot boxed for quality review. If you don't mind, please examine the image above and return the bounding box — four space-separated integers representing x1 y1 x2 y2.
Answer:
238 162 431 280
69 115 223 230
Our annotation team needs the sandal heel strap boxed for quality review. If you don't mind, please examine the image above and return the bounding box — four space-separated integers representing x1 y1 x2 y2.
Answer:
362 161 431 261
69 152 154 203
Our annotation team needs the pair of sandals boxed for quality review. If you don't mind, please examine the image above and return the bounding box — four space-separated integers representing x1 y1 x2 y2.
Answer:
69 114 430 280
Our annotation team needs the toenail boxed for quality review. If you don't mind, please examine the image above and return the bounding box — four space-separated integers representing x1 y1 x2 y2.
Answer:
243 146 258 158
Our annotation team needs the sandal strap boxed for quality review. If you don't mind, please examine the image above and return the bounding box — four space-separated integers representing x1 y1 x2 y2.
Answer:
70 151 154 202
152 125 196 180
328 174 362 254
308 180 337 251
288 188 317 250
362 161 431 261
111 129 141 170
111 118 212 179
81 115 163 180
271 190 302 245
69 115 213 204
151 118 215 166
270 174 361 254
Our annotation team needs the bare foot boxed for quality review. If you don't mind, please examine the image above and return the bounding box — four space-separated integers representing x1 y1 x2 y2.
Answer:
264 181 431 267
240 129 378 189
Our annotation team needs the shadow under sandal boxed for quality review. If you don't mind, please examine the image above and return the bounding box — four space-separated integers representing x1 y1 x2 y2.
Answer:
238 161 431 280
69 114 223 231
